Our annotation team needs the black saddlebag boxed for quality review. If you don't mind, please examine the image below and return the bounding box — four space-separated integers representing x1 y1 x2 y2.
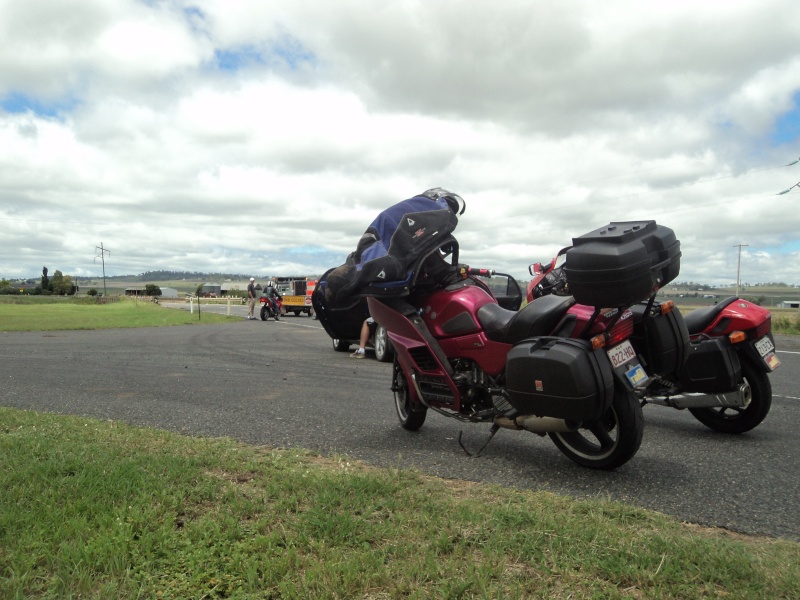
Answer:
629 302 690 378
564 221 681 307
679 337 742 393
505 337 614 422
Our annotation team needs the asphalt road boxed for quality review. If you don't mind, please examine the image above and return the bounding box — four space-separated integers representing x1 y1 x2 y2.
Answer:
2 301 799 542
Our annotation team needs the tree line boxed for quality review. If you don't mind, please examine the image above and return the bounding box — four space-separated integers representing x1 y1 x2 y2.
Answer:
0 267 77 296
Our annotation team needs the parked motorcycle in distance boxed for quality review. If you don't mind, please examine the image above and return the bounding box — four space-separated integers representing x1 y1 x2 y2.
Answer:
527 247 781 434
259 294 283 321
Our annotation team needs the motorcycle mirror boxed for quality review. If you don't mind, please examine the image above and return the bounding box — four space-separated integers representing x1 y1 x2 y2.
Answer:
529 262 544 276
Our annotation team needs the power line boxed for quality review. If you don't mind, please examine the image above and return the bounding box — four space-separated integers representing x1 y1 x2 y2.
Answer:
777 181 800 195
733 243 749 296
94 243 110 297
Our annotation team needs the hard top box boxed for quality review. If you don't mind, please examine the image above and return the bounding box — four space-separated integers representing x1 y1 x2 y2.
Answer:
564 221 680 307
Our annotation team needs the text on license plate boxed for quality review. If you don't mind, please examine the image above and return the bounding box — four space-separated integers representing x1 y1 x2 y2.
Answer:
754 336 774 357
607 339 637 369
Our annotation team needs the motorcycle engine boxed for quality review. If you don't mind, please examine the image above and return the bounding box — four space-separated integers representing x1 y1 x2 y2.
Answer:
451 358 513 416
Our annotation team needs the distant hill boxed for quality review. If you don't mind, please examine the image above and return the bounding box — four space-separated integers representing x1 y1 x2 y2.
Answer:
104 271 253 282
71 271 314 295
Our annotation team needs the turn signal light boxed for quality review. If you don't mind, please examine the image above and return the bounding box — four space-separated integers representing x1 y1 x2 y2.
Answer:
660 300 675 315
590 335 606 350
729 331 746 344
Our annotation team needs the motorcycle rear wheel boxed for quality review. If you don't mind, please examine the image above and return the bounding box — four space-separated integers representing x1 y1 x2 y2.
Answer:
688 358 772 434
393 361 427 431
260 305 268 321
549 386 643 470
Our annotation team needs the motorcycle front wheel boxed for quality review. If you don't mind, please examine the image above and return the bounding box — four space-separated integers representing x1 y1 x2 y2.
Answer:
549 386 644 470
393 361 427 431
688 358 772 434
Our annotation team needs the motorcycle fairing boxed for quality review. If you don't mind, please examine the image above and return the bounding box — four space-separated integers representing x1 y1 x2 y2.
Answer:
368 296 463 409
681 297 739 334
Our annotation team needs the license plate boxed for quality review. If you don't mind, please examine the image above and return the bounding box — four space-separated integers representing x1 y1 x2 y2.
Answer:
607 339 637 369
754 336 774 357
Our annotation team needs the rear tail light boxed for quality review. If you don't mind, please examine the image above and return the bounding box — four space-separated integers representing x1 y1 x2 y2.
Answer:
592 316 635 349
754 314 771 339
606 317 634 347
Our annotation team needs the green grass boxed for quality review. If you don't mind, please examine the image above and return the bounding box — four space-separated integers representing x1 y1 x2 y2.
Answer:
0 297 239 331
1 408 798 599
2 297 798 597
771 310 800 335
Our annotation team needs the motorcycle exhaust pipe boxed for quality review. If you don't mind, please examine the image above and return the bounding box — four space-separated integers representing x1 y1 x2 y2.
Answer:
494 415 579 434
647 382 751 409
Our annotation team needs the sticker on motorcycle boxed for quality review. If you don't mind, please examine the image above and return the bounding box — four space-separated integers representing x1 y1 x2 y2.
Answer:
765 353 781 371
625 364 649 388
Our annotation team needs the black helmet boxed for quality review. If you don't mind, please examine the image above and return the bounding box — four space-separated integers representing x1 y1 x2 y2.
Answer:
421 187 466 215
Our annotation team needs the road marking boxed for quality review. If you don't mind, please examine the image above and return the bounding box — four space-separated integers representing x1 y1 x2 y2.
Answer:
277 320 324 331
777 350 800 355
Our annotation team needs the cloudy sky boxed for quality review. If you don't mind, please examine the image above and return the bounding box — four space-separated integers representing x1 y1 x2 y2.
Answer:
1 0 799 287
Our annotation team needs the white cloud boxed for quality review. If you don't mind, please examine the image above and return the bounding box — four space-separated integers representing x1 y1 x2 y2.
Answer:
0 0 799 286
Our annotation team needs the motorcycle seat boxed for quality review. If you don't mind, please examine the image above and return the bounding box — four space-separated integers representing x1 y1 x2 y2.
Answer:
681 296 738 334
478 294 576 345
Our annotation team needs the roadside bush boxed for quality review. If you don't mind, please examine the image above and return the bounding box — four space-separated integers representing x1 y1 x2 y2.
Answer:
773 315 800 335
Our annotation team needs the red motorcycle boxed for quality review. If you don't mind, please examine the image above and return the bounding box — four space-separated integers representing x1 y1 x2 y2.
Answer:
528 247 781 434
364 221 682 470
259 294 283 321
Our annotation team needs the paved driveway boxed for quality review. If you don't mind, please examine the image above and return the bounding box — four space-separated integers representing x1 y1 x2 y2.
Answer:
2 317 799 541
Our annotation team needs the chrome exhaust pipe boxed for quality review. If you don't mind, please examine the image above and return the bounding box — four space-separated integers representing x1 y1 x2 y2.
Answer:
494 415 579 434
647 382 751 409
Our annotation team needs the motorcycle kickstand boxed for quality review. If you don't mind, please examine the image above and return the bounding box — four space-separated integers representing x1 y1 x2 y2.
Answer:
458 424 500 458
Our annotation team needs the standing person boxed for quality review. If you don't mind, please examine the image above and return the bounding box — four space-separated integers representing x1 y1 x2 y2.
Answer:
246 277 257 320
350 317 375 358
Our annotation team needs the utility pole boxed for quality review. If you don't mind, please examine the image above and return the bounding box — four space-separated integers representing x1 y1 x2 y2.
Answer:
733 243 748 297
95 243 110 297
